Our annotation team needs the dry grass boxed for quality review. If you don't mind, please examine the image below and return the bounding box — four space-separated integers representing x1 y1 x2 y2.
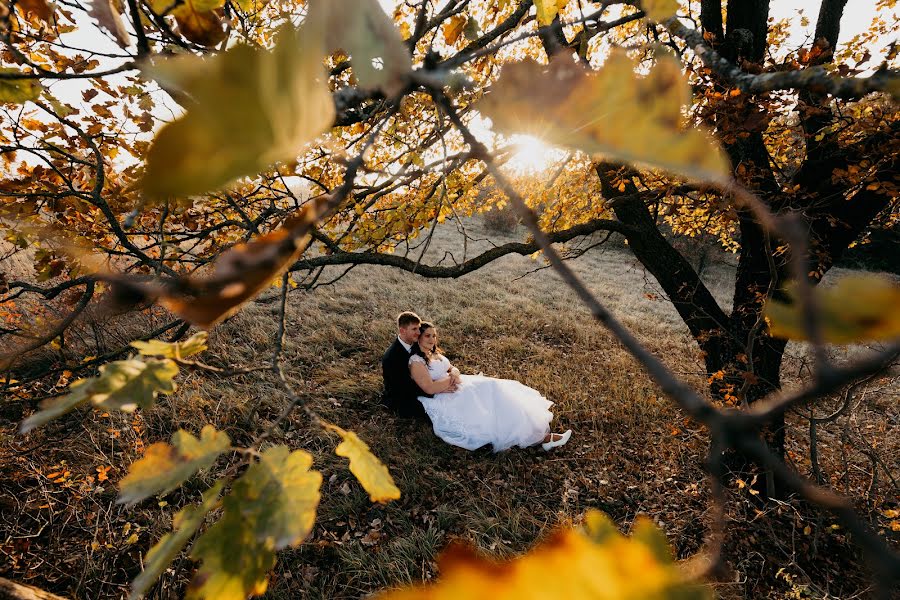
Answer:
1 218 897 599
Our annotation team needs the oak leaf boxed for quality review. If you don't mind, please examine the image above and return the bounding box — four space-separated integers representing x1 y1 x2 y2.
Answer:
142 24 334 200
129 480 224 600
327 424 400 503
443 14 467 46
118 425 231 504
378 510 708 599
131 331 208 359
90 358 179 412
227 445 322 549
19 378 94 433
534 0 568 26
479 52 730 183
765 274 900 344
88 0 130 48
307 0 412 96
0 69 43 104
641 0 678 22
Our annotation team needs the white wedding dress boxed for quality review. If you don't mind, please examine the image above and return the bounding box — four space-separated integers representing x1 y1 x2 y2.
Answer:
410 353 553 452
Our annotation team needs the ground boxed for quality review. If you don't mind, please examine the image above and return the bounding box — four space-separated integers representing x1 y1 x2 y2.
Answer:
1 217 897 599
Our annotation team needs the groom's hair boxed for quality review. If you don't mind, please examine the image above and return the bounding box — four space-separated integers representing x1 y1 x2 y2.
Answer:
397 311 421 328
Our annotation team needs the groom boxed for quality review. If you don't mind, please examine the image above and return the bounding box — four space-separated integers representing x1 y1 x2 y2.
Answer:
381 311 454 422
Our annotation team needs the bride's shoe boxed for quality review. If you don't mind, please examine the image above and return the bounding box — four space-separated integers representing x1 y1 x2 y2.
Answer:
541 429 572 451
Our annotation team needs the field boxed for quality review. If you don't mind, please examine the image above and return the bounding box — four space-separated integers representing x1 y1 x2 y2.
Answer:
1 217 898 599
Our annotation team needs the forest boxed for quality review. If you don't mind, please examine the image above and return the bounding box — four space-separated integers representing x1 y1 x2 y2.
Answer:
0 0 898 598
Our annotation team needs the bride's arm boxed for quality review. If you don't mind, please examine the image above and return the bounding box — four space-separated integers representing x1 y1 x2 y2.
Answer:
410 361 456 395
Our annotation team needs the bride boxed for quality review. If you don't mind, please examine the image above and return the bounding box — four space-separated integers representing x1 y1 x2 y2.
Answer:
409 322 572 452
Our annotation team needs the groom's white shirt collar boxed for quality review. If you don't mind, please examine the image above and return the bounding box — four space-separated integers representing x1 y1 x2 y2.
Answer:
397 336 413 353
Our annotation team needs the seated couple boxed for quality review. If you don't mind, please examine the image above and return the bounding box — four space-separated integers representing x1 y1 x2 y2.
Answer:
381 311 572 452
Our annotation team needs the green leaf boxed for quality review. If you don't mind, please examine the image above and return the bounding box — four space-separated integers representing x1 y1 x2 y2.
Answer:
188 510 275 600
0 70 43 104
129 480 224 600
118 425 231 504
141 24 335 200
327 424 400 503
131 331 209 359
19 378 94 434
478 51 730 184
765 274 900 344
92 358 179 412
308 0 412 96
228 445 322 549
186 446 321 600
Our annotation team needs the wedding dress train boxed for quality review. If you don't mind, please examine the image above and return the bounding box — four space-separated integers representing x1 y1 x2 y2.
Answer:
411 354 554 451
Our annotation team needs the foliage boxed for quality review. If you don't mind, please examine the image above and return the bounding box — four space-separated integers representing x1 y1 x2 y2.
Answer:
2 0 900 597
377 510 709 600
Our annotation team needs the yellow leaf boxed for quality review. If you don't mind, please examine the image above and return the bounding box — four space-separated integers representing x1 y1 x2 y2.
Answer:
326 424 400 503
443 14 467 46
308 0 411 96
377 510 708 600
642 0 678 22
765 274 900 344
0 69 42 104
534 0 568 26
479 52 729 184
141 24 334 200
131 332 208 359
118 425 231 504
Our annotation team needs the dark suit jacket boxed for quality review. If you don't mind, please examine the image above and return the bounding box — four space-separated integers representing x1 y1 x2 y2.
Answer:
382 338 432 420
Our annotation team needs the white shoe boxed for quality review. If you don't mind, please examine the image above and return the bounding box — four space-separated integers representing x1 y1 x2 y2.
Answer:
541 429 572 451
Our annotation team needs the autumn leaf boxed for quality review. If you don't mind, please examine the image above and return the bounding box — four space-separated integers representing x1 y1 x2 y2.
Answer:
141 23 334 200
307 0 412 96
479 51 730 183
377 509 708 599
188 510 275 600
118 425 231 504
534 0 568 26
105 198 327 329
227 445 322 549
15 0 54 23
443 14 467 46
91 358 179 412
186 445 321 600
88 0 130 48
19 378 94 434
642 0 678 22
327 424 400 503
129 480 224 600
0 70 43 104
131 331 208 359
765 274 900 344
175 10 227 47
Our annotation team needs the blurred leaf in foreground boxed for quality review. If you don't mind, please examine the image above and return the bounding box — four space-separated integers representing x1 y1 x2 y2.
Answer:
118 425 231 504
378 509 709 600
0 69 43 104
129 480 224 600
308 0 412 96
142 23 334 199
327 424 400 503
479 51 730 184
765 274 900 343
641 0 678 22
19 358 179 433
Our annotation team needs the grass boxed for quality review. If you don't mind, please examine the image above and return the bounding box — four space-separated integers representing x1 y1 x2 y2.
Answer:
1 217 898 599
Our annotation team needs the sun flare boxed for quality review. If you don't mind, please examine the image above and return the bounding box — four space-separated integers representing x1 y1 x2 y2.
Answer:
505 135 563 175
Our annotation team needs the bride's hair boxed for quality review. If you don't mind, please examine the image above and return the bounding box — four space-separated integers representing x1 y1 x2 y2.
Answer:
412 322 442 363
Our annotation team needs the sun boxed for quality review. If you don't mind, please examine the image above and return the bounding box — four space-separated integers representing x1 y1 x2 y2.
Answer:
505 135 563 175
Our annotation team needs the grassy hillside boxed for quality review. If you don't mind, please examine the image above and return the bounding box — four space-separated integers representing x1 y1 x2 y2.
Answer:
1 218 897 599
